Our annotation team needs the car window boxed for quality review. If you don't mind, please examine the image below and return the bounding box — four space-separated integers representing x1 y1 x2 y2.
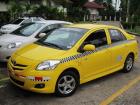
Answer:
12 19 24 24
35 24 64 38
109 29 126 43
21 19 32 25
35 26 49 38
36 28 88 50
39 26 49 33
83 29 108 48
40 24 68 33
47 24 62 30
33 18 41 21
12 23 45 36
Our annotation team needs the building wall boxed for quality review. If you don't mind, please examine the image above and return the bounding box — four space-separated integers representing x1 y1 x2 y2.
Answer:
88 8 100 20
0 2 8 12
88 8 99 15
88 0 95 2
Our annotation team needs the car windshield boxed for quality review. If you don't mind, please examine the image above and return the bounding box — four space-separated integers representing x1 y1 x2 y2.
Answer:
12 19 24 24
36 27 88 50
11 23 45 36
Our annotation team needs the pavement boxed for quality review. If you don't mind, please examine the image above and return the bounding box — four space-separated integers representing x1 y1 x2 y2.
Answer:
0 37 140 105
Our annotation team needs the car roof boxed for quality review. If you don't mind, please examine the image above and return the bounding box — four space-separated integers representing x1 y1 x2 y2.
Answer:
67 24 119 30
20 17 43 19
35 20 72 25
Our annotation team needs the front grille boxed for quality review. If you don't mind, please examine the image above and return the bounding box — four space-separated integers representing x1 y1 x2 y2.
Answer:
10 76 24 86
12 67 24 70
10 59 28 71
11 59 27 67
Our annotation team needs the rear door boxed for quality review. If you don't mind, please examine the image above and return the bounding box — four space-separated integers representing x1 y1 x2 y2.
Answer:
107 28 128 70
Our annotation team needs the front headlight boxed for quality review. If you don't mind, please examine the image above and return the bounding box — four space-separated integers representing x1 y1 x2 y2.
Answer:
7 42 22 49
36 60 60 70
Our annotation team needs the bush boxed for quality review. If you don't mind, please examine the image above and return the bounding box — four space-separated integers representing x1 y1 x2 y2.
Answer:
67 7 89 22
121 22 138 29
0 12 10 26
32 5 65 20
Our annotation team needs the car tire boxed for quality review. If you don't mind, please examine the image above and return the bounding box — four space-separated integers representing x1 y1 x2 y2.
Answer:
122 54 134 73
55 71 79 97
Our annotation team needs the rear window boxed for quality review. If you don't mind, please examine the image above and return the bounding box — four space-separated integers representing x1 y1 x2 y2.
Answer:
109 29 126 43
12 23 45 36
12 19 24 24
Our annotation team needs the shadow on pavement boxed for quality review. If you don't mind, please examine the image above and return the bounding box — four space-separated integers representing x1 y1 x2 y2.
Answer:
4 70 122 98
0 62 8 76
0 66 138 105
0 62 7 68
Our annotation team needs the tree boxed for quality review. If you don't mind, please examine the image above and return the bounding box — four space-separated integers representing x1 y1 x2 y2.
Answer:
45 0 70 7
120 0 140 22
95 0 115 21
32 5 65 20
70 0 88 6
95 0 112 4
66 0 89 22
8 0 24 20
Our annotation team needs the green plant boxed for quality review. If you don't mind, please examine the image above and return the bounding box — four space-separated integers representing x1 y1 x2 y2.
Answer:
32 5 65 20
64 0 89 22
121 22 137 29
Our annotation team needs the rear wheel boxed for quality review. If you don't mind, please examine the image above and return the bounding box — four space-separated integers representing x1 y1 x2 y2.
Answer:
55 71 79 97
122 54 134 73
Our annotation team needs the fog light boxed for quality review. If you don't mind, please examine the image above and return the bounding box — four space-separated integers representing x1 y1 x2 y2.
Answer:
35 83 45 89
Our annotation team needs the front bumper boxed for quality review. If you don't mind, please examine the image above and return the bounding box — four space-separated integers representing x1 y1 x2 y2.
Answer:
7 60 58 93
0 29 11 34
9 73 54 93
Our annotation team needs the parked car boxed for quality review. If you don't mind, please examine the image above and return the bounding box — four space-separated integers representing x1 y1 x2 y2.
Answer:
8 24 138 97
0 17 45 34
0 20 72 61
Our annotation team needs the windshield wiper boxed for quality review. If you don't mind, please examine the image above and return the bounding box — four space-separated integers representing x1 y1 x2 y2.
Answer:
46 42 64 49
40 42 64 50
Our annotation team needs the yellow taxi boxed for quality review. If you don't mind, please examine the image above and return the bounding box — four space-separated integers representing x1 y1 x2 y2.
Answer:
8 24 138 97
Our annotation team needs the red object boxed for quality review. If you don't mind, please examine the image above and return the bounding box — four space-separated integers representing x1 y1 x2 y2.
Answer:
35 77 43 81
84 1 104 9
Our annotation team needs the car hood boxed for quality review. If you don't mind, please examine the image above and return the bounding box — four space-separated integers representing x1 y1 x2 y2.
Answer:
0 34 29 44
2 24 20 29
14 43 67 61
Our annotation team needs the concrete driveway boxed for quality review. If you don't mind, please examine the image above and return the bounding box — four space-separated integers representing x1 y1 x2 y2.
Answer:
0 37 140 105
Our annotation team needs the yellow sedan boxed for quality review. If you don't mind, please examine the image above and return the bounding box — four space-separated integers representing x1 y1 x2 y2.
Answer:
8 24 138 97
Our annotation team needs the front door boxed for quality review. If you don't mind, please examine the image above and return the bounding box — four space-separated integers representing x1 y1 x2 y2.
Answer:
79 29 111 81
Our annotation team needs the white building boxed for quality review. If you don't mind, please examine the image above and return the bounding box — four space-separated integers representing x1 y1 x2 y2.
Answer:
0 2 8 12
84 0 104 20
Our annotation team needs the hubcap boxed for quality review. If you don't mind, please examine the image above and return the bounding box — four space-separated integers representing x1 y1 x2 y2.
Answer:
126 57 133 71
58 75 76 95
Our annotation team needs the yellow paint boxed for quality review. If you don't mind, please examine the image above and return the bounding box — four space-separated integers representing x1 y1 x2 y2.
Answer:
7 24 139 94
100 76 140 105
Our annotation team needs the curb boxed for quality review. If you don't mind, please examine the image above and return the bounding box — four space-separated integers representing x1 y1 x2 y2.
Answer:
0 77 9 82
127 31 140 36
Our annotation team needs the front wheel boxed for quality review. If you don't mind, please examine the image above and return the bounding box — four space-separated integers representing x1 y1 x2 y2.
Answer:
55 71 79 97
122 54 134 73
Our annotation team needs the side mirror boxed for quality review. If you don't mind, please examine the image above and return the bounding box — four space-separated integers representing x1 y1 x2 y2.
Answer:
38 33 46 38
83 44 95 51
